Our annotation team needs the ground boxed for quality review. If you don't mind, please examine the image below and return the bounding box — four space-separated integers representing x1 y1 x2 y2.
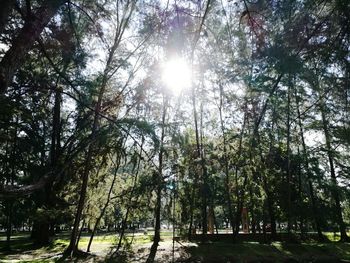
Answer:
0 231 350 262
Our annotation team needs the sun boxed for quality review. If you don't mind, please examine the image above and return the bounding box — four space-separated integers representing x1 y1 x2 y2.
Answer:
161 57 191 95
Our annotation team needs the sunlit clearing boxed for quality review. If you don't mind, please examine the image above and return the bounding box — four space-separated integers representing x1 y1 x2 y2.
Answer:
162 57 191 95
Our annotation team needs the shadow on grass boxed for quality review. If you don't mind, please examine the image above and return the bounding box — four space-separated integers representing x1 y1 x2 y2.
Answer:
181 242 279 263
1 233 349 263
53 249 99 263
0 232 112 262
332 243 350 261
103 251 129 263
0 238 43 255
180 241 347 263
102 240 136 263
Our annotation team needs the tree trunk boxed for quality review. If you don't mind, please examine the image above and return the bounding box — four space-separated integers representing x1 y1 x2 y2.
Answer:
87 155 121 252
262 202 267 243
116 139 143 251
231 101 249 238
187 183 196 240
5 201 12 250
66 109 99 254
32 85 62 245
218 83 235 238
146 183 162 263
249 188 256 234
66 4 135 253
190 80 208 239
0 0 66 93
320 98 349 242
296 91 324 241
265 183 277 239
286 83 292 238
76 219 86 249
146 95 167 263
31 220 50 245
297 147 306 240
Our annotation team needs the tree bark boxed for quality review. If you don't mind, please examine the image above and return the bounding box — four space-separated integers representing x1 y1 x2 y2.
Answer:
297 147 306 239
87 155 121 252
264 179 277 239
286 82 292 238
190 80 208 239
232 102 248 238
319 98 349 242
5 201 12 250
187 171 196 240
218 83 235 237
116 138 143 251
31 84 62 245
146 95 167 263
0 0 66 93
296 93 324 241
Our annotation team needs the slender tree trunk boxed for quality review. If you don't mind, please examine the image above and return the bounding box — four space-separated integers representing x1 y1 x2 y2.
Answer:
218 83 235 237
286 83 292 238
188 182 196 240
199 100 210 239
67 139 93 252
5 114 19 249
146 183 162 262
146 95 167 263
116 138 143 252
66 4 135 253
116 208 131 251
264 181 277 239
255 97 280 241
258 134 277 239
319 98 349 242
76 219 86 249
5 201 12 250
249 188 256 234
208 202 219 234
87 155 122 252
262 201 267 243
260 152 277 239
297 147 306 239
234 174 248 237
296 91 324 241
48 85 62 236
232 101 248 238
189 4 212 236
191 84 208 239
67 59 108 255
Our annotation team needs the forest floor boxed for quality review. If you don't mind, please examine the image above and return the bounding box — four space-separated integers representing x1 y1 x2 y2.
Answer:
0 231 350 262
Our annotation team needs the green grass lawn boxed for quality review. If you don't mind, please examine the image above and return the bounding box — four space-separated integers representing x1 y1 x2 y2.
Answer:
0 230 174 262
1 231 350 262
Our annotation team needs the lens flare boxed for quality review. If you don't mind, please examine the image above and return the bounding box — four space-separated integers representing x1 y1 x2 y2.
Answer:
162 57 191 95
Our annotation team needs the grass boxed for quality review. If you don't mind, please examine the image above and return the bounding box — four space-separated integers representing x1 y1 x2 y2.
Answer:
1 231 350 262
186 241 350 262
0 230 174 262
